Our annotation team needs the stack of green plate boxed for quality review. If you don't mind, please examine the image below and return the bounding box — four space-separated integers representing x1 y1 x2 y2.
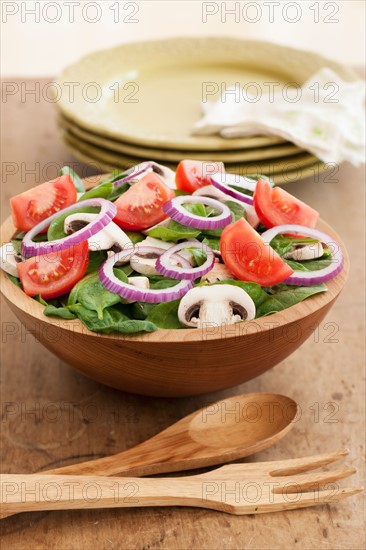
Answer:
55 38 354 183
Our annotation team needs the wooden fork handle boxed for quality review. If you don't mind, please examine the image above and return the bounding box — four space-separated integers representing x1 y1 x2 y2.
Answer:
1 474 205 515
0 449 164 520
1 473 362 516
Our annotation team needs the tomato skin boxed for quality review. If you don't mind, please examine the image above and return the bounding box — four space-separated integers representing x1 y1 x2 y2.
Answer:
220 218 294 286
10 175 77 232
113 173 175 231
253 179 319 229
17 241 89 300
175 160 225 193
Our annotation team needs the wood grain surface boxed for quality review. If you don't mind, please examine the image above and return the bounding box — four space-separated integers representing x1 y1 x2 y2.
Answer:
0 78 365 549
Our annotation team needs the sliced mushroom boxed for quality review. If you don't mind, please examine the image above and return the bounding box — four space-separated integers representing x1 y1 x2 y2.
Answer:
178 285 256 328
193 185 260 228
135 237 171 277
64 213 133 253
0 242 22 277
283 242 324 261
201 262 236 284
140 236 195 264
128 276 150 290
130 249 162 276
140 236 173 250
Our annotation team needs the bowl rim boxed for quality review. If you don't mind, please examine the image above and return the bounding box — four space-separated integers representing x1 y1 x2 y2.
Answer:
0 176 349 344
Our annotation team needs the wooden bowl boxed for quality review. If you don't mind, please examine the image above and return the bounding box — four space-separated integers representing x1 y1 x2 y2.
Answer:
0 177 349 397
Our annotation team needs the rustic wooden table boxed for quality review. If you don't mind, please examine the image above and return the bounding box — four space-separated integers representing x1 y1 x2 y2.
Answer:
1 78 365 550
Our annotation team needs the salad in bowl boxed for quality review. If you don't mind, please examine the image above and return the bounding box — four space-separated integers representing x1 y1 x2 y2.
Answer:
1 160 344 335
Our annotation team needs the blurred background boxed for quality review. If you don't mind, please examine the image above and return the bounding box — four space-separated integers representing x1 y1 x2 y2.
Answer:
1 0 365 76
1 0 365 184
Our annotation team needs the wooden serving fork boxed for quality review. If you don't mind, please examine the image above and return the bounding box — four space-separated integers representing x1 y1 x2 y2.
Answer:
1 450 362 516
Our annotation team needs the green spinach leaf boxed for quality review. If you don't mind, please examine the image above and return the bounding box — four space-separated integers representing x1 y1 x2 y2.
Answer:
116 264 134 277
69 304 157 334
214 280 268 310
86 250 108 274
76 270 128 320
68 272 96 306
247 174 275 187
10 240 22 255
228 186 253 197
202 200 245 237
60 166 85 193
183 203 207 217
146 299 183 329
109 182 130 202
225 200 246 222
78 181 113 201
187 247 207 266
13 231 48 242
33 295 48 306
7 274 22 288
44 305 76 319
201 236 220 252
100 169 131 185
124 230 145 245
146 220 201 241
256 284 327 317
131 301 155 320
229 174 274 195
270 235 320 257
147 275 180 289
285 257 334 272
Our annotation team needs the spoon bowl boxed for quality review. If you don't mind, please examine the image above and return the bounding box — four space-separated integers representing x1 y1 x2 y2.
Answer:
188 393 296 451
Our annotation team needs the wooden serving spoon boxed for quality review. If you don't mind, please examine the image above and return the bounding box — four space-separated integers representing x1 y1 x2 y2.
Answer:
0 393 297 520
46 392 297 477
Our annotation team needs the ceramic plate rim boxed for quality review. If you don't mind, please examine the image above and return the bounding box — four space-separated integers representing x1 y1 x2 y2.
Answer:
56 37 357 150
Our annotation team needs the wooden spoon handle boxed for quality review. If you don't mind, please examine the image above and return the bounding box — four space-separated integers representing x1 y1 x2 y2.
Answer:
1 474 203 515
44 447 165 477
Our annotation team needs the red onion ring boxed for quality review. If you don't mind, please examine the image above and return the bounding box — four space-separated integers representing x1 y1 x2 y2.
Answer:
163 196 232 230
156 241 215 280
21 198 117 257
261 224 344 285
99 248 193 303
211 173 254 205
113 163 152 187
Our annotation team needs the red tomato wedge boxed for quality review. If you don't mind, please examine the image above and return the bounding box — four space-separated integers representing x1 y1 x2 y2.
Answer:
10 175 77 232
175 160 225 193
113 173 175 231
253 179 319 229
17 242 89 300
220 218 294 286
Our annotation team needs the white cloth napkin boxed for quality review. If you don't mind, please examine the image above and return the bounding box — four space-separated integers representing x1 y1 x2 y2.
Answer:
193 68 365 166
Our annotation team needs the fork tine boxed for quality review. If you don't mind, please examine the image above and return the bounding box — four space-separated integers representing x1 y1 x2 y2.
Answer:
268 487 364 513
229 486 363 515
269 449 350 476
272 467 357 493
